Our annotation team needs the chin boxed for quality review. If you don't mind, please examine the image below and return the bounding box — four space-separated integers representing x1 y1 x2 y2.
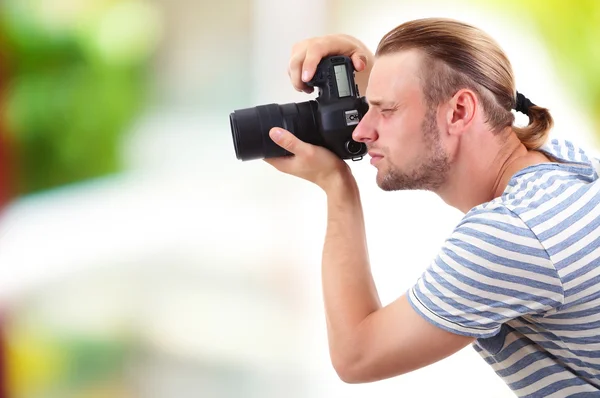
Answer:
376 173 396 191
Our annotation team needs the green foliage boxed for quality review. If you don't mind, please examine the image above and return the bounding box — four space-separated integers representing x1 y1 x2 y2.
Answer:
0 0 159 195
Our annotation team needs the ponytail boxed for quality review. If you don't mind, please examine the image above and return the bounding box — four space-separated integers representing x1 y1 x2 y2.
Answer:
512 93 554 150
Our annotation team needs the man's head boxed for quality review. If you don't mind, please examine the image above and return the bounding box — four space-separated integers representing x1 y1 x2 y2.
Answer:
352 18 553 192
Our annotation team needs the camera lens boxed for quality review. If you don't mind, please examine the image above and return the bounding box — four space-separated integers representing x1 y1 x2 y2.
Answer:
345 140 364 155
229 101 319 161
230 114 241 159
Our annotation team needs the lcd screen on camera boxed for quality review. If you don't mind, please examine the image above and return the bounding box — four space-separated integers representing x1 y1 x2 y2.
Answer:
334 64 351 97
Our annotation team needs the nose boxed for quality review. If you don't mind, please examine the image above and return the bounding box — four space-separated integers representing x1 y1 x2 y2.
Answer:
352 109 378 143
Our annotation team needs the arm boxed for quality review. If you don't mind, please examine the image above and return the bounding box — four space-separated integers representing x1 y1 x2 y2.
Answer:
320 171 381 373
265 130 475 382
321 172 475 383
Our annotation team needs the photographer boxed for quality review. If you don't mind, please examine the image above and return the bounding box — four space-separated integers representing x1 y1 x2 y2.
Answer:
266 18 600 396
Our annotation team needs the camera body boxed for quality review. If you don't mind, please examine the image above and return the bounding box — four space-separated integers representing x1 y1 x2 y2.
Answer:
229 55 369 161
303 55 368 159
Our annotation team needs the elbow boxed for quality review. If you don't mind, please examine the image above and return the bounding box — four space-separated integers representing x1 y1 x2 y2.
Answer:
335 368 365 384
333 362 361 384
330 321 382 384
331 354 371 384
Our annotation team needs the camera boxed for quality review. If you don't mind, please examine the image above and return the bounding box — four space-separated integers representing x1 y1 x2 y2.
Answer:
229 55 369 161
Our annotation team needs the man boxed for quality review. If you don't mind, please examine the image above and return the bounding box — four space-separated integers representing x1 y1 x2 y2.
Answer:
264 18 600 397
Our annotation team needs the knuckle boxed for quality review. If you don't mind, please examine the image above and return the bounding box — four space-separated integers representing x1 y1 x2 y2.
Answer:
288 52 301 68
304 145 316 158
280 138 294 151
310 39 325 54
290 40 303 53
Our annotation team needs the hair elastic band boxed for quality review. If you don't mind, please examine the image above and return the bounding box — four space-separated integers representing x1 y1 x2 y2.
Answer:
514 92 535 115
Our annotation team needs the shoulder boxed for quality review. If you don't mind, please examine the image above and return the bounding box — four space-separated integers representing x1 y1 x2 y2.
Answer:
458 202 531 236
449 203 553 266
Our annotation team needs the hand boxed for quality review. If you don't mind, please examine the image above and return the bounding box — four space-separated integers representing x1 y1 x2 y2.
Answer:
288 34 374 94
264 127 352 192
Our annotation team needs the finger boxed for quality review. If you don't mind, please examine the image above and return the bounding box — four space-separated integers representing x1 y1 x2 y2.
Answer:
351 53 367 72
269 127 303 155
302 42 326 84
289 49 307 92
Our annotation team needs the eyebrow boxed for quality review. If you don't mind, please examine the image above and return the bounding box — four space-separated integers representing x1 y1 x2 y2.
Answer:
366 98 396 108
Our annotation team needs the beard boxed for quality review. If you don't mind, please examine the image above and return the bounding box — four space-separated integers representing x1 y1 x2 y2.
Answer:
376 106 451 192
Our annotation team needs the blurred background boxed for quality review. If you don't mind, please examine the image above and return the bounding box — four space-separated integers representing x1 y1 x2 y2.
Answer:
0 0 598 397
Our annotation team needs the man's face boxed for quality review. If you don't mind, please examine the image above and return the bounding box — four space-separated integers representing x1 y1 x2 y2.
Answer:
352 50 451 192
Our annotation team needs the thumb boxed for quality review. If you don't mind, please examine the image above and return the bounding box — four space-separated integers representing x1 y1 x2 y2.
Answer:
269 127 302 154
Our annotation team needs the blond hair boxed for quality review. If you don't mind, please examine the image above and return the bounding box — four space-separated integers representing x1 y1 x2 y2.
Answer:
376 18 553 150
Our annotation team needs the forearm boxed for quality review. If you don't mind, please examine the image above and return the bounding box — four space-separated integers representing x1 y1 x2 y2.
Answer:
321 173 381 369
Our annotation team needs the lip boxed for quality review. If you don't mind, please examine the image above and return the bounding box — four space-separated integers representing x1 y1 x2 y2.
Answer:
369 152 383 165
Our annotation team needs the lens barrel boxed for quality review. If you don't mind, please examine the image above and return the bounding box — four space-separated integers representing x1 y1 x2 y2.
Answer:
230 101 319 161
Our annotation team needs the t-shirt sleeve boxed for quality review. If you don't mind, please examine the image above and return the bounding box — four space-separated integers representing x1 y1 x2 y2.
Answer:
407 205 564 338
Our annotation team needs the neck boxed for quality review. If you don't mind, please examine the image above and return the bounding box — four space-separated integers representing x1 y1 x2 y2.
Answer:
436 131 548 213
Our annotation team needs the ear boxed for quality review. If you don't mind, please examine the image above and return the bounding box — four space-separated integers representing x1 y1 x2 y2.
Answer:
445 89 477 136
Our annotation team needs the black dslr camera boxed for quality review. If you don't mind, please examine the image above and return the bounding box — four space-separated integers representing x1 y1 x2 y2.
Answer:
229 55 369 161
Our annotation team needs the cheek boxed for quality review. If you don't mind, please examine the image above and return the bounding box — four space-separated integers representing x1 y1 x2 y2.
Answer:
381 115 422 155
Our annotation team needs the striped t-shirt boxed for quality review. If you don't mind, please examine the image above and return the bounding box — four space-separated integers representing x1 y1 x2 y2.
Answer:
408 138 600 397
